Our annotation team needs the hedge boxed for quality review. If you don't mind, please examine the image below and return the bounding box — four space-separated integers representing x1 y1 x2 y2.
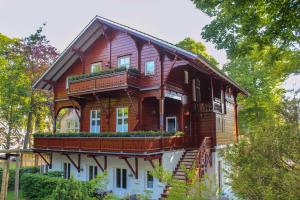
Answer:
21 173 65 200
0 166 39 191
33 131 183 138
68 67 139 82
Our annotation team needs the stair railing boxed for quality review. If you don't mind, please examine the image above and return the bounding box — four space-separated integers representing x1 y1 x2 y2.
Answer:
194 137 212 177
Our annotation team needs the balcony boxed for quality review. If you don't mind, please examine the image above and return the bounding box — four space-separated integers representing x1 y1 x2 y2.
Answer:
67 67 139 95
33 132 184 154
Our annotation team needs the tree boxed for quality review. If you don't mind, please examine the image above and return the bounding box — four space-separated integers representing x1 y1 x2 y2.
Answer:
177 37 218 66
22 25 59 149
191 0 300 58
0 33 29 149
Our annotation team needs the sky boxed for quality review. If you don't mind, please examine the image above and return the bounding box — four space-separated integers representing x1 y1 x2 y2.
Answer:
0 0 298 91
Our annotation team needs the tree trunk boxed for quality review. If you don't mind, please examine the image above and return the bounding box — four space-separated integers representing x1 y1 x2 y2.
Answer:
23 94 34 149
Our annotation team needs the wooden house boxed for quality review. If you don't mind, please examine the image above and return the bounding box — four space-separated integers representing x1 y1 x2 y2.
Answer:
32 16 247 199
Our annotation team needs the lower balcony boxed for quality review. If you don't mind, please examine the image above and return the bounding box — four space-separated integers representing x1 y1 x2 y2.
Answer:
33 132 184 154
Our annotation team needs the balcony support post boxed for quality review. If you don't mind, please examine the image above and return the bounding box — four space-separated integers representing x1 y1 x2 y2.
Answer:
65 154 81 173
89 155 104 172
37 152 52 169
104 156 107 170
121 157 138 179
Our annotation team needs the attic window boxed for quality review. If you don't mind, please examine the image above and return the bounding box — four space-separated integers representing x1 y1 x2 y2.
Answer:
118 56 130 68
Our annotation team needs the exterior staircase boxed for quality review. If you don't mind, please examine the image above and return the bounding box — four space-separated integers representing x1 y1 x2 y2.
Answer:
160 137 212 200
160 149 198 199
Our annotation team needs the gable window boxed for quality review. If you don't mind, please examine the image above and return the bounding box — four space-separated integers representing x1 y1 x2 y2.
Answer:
192 79 201 102
145 61 155 75
88 165 98 180
63 162 71 179
116 168 127 189
118 56 130 68
166 116 177 132
90 110 101 133
116 107 128 132
184 70 189 84
90 62 102 73
66 119 80 132
146 171 154 189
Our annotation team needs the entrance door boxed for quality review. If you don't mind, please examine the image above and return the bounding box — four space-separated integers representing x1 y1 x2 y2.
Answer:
90 110 100 133
166 116 177 132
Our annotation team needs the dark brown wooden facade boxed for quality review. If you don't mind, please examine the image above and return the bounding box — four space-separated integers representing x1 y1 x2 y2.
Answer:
33 16 246 153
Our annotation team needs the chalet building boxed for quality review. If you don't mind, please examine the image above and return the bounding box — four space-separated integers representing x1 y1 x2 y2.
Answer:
32 16 247 199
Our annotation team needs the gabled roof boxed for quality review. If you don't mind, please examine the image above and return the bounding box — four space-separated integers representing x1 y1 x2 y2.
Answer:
33 16 248 95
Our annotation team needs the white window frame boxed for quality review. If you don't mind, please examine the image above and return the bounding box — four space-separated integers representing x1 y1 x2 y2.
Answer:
145 60 155 75
115 168 127 189
88 165 98 181
166 116 177 132
116 107 128 132
90 62 102 73
66 119 80 132
145 170 154 189
90 110 101 133
118 56 130 69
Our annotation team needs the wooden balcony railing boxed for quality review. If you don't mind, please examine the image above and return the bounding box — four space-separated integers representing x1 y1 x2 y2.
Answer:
33 136 184 153
67 70 139 95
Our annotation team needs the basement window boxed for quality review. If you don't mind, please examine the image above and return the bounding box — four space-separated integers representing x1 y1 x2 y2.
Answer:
88 165 98 180
116 168 127 189
146 171 154 189
63 163 71 179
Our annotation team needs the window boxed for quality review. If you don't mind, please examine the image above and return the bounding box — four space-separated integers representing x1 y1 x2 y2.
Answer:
118 56 130 68
90 62 102 73
145 61 155 75
63 163 71 179
184 70 189 84
116 168 127 189
146 171 154 189
166 116 177 132
88 165 98 180
116 107 128 132
90 110 101 133
192 79 201 102
66 119 80 132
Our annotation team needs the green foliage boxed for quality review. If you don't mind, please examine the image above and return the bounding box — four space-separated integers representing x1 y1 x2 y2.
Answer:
33 131 177 138
176 37 218 66
0 33 29 149
151 165 215 200
21 171 110 200
192 0 300 58
21 173 64 200
0 166 39 191
68 67 139 82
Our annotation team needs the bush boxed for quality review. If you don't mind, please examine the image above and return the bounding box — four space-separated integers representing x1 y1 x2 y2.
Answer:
0 166 39 191
21 173 65 200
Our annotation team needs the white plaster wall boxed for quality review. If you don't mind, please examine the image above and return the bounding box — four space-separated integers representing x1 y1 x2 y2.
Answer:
206 145 237 200
50 149 184 200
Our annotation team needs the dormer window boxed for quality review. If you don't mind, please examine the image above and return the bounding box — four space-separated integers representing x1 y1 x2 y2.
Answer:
91 62 102 73
145 61 155 75
118 56 130 68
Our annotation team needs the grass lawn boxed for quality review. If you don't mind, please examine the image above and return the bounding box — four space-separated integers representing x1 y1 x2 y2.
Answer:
7 191 24 200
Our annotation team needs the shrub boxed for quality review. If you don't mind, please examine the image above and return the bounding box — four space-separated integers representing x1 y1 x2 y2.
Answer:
0 166 39 191
21 173 62 200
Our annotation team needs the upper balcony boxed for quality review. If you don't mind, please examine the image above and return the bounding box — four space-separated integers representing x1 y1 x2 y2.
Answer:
67 67 140 96
33 131 185 154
